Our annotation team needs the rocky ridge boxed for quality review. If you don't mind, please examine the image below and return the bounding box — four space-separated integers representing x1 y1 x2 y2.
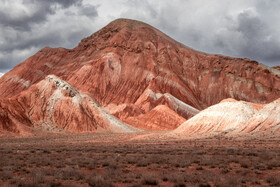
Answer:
274 66 280 71
0 18 279 134
0 75 138 136
172 98 280 138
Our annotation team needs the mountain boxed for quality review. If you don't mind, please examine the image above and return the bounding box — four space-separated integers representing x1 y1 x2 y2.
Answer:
274 66 280 71
0 18 279 134
0 73 3 77
0 75 137 136
172 98 280 138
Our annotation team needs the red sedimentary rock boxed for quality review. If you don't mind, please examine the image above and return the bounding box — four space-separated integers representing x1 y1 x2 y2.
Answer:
273 66 280 71
0 18 279 133
123 105 186 130
0 75 137 135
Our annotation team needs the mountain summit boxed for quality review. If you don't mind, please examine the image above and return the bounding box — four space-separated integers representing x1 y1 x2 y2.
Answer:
0 18 279 135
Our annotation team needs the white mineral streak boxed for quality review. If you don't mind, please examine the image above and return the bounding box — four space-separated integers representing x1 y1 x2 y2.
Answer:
45 74 139 133
145 89 199 115
173 100 258 136
8 75 31 88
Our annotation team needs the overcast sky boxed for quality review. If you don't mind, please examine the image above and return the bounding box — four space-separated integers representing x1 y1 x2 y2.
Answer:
0 0 280 73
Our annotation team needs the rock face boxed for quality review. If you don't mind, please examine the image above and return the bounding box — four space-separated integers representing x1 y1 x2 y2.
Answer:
172 98 280 138
274 66 280 71
0 98 33 135
0 18 279 132
0 75 137 135
242 98 280 134
123 105 186 130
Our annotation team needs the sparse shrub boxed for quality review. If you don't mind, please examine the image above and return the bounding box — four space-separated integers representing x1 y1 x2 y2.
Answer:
174 183 186 187
9 176 22 185
167 173 187 184
184 174 200 184
126 156 137 165
227 147 235 154
240 162 248 168
9 172 53 187
199 183 211 187
221 169 229 174
102 161 109 167
42 149 51 154
55 166 85 181
0 170 13 181
247 152 258 156
254 170 262 175
1 133 280 187
87 161 98 170
266 175 280 186
215 175 242 187
106 165 122 178
78 160 90 168
162 176 168 182
267 159 280 169
22 168 31 174
86 175 113 187
136 159 150 167
141 178 158 185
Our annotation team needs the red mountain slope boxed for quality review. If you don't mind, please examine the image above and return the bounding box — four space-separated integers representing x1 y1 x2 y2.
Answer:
0 18 279 131
123 105 186 130
0 75 138 136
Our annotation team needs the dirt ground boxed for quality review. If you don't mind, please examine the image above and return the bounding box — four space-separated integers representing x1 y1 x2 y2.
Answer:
0 132 280 187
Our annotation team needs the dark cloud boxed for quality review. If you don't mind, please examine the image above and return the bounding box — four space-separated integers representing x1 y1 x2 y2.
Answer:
141 1 280 67
237 11 263 40
0 0 82 31
0 0 98 72
233 9 280 66
79 4 99 18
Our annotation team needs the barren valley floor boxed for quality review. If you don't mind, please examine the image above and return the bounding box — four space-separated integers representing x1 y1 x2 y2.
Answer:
0 133 280 187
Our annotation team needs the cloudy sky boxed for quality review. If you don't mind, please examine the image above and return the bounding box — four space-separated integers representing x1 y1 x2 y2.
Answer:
0 0 280 73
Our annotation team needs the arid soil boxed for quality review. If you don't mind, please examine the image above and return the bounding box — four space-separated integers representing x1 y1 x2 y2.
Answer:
0 133 279 187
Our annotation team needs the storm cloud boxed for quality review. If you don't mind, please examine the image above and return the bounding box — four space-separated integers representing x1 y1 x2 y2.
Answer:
0 0 82 31
0 0 279 72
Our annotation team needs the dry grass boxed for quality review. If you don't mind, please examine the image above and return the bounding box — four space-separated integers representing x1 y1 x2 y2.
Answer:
0 133 279 186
